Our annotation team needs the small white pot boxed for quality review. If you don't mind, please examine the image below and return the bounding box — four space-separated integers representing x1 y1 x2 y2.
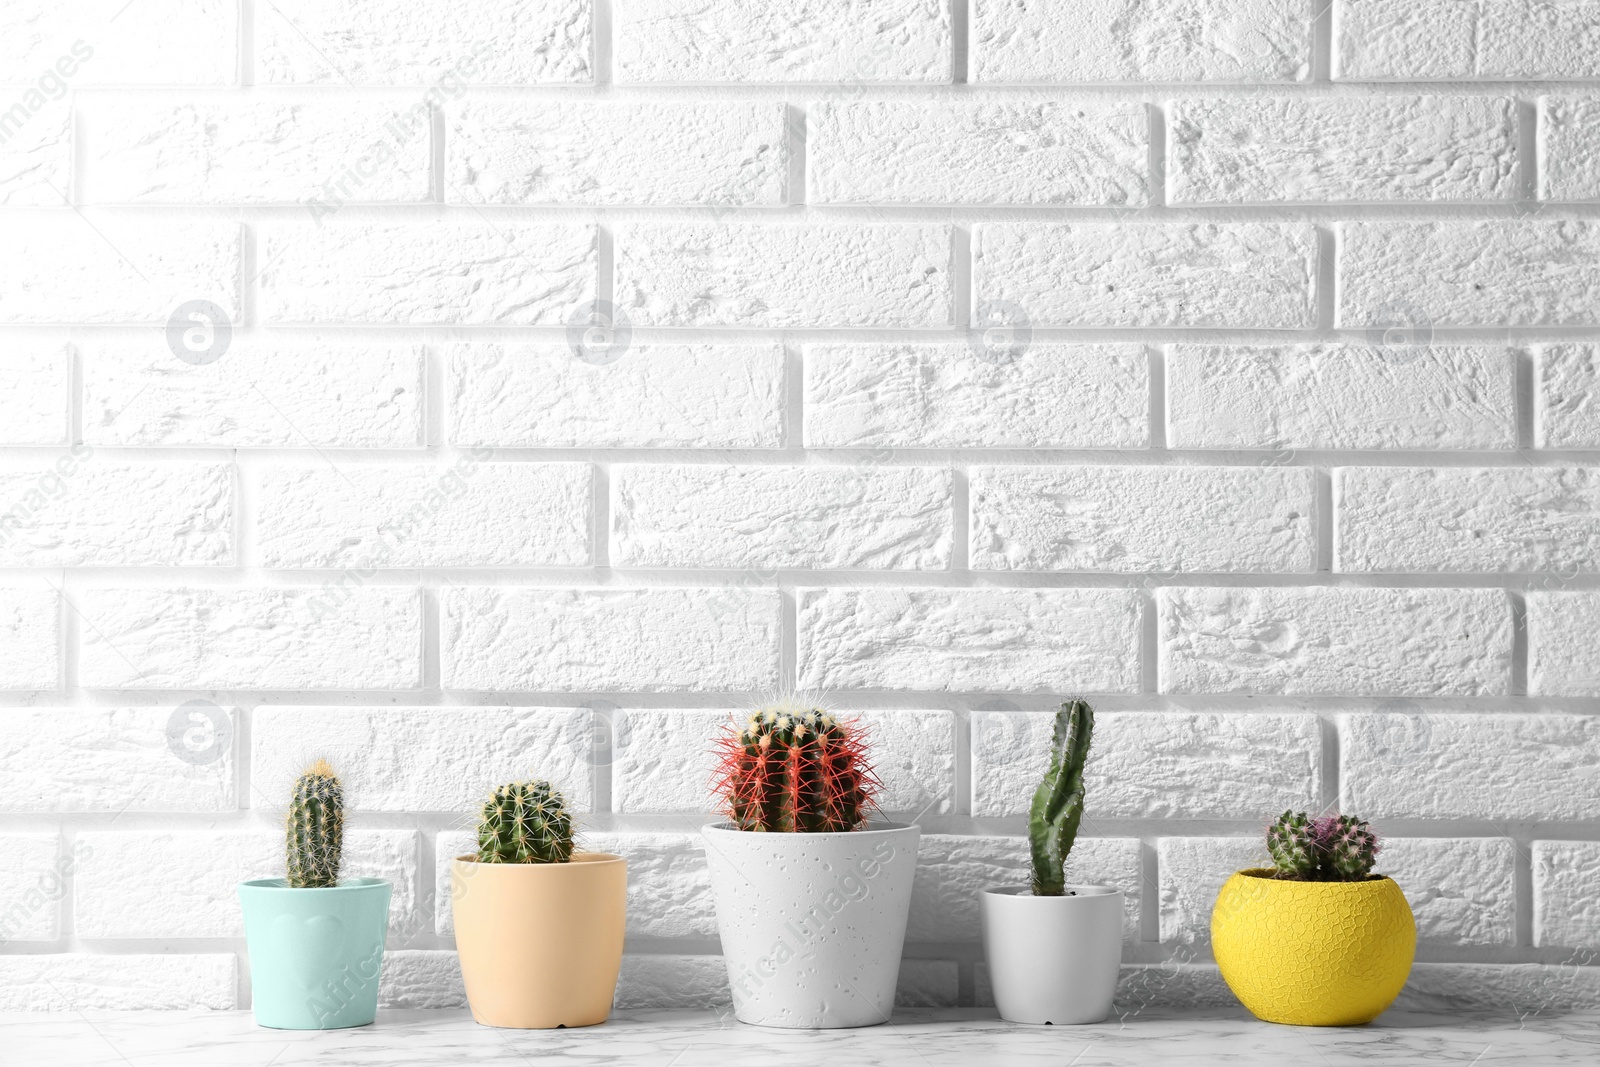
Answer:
980 884 1124 1024
702 822 919 1029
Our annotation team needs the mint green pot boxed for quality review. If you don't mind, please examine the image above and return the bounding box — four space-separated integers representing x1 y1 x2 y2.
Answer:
238 877 391 1030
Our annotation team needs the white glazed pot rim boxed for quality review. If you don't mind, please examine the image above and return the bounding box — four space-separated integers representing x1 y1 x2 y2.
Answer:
983 884 1121 900
702 821 918 839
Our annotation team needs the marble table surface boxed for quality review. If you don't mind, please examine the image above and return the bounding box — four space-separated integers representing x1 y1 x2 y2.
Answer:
9 1006 1596 1066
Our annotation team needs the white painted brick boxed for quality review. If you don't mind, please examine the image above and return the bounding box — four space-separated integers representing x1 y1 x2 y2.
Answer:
970 465 1315 573
895 960 960 1008
258 462 591 569
1341 713 1600 821
614 0 951 83
253 707 594 814
615 955 729 1010
1531 593 1600 696
587 831 716 939
0 588 58 690
975 222 1316 328
1336 0 1600 79
1337 466 1600 573
432 830 475 936
1338 221 1600 328
0 1 235 85
797 588 1142 693
972 0 1310 82
1383 838 1517 947
0 218 238 324
1159 587 1512 696
1158 837 1265 944
808 100 1146 205
75 829 418 939
449 101 786 205
442 588 781 692
0 460 232 567
855 709 957 817
612 709 729 814
972 711 1321 819
380 950 465 1008
1396 963 1600 1014
611 464 952 570
1540 97 1600 201
1109 965 1237 1013
803 343 1148 449
0 954 235 1010
1536 344 1600 449
1166 344 1517 451
450 343 785 449
78 588 421 690
1534 841 1600 949
615 223 952 328
80 95 430 205
82 338 423 449
0 707 235 813
0 342 68 445
259 0 590 85
259 221 595 325
0 99 69 206
0 834 63 941
1170 96 1516 203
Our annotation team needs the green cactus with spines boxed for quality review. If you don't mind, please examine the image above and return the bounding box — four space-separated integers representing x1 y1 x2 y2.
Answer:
1267 811 1381 881
1266 810 1318 879
713 704 875 833
1029 700 1094 897
1326 815 1379 880
286 759 343 888
476 779 573 864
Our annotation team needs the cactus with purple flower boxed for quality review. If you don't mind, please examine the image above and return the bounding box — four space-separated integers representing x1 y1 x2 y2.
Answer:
1266 810 1380 882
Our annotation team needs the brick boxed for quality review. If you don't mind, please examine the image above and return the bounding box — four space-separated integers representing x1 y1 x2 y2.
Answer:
1109 965 1237 1013
0 218 238 324
972 711 1321 819
587 832 716 939
449 343 784 449
1395 963 1600 1013
1531 593 1600 696
380 950 464 1009
80 95 431 204
0 343 68 445
1159 587 1512 696
975 222 1316 328
614 0 951 83
0 588 58 689
895 960 960 1008
1341 713 1600 821
1541 97 1600 201
1336 0 1600 79
0 834 63 941
798 588 1142 693
856 709 956 817
808 100 1145 205
77 587 421 690
259 0 590 84
611 464 952 570
442 587 781 692
1383 838 1517 946
82 339 423 448
0 707 235 812
259 221 594 325
614 955 729 1010
449 100 785 205
615 223 952 327
1166 344 1516 450
258 462 591 568
0 99 69 206
1534 841 1600 949
0 460 232 567
1337 467 1600 573
803 343 1148 449
612 709 730 814
0 954 235 1010
1170 96 1515 203
972 0 1310 82
1536 345 1600 448
1338 221 1600 328
253 706 595 814
970 465 1314 573
1158 837 1265 944
0 1 236 85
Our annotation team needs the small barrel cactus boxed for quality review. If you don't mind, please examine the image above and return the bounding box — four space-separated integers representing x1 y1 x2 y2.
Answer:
286 759 343 888
1267 810 1380 882
1029 700 1094 897
711 703 876 833
1266 810 1318 879
477 779 573 864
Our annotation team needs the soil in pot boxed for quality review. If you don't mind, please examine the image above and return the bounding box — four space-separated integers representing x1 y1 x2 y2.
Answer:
980 884 1123 1024
238 877 392 1030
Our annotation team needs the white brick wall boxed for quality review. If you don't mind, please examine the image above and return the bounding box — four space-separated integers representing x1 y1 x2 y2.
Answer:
3 0 1597 1013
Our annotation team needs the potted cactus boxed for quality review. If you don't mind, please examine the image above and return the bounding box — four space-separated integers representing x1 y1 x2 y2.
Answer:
449 779 625 1028
980 700 1124 1024
702 703 919 1028
1211 811 1416 1026
237 760 392 1029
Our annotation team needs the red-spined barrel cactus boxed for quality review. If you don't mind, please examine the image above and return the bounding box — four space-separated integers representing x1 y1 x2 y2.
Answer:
711 704 878 832
1267 810 1380 881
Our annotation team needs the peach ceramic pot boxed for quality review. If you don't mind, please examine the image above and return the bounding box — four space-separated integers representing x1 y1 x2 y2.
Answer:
450 852 626 1029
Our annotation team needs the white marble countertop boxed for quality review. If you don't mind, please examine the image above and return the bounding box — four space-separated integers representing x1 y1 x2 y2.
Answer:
10 1007 1596 1066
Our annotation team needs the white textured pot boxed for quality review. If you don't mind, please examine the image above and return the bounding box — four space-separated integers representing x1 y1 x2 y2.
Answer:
980 884 1124 1024
702 822 919 1029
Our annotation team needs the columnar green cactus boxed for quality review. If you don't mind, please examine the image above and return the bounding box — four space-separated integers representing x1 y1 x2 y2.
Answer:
1267 811 1380 882
1029 700 1094 897
712 704 876 833
476 780 573 864
286 759 343 888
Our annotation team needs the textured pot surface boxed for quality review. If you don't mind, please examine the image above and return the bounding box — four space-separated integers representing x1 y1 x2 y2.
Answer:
1211 868 1416 1026
980 885 1124 1024
450 853 626 1029
237 877 391 1030
703 822 919 1029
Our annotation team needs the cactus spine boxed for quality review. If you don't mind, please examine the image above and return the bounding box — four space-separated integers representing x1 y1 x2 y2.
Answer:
1029 700 1094 897
286 759 343 888
712 704 876 833
1267 811 1380 882
476 780 573 864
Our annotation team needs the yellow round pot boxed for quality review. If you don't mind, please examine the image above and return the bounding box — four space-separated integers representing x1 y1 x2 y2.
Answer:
1211 869 1415 1026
